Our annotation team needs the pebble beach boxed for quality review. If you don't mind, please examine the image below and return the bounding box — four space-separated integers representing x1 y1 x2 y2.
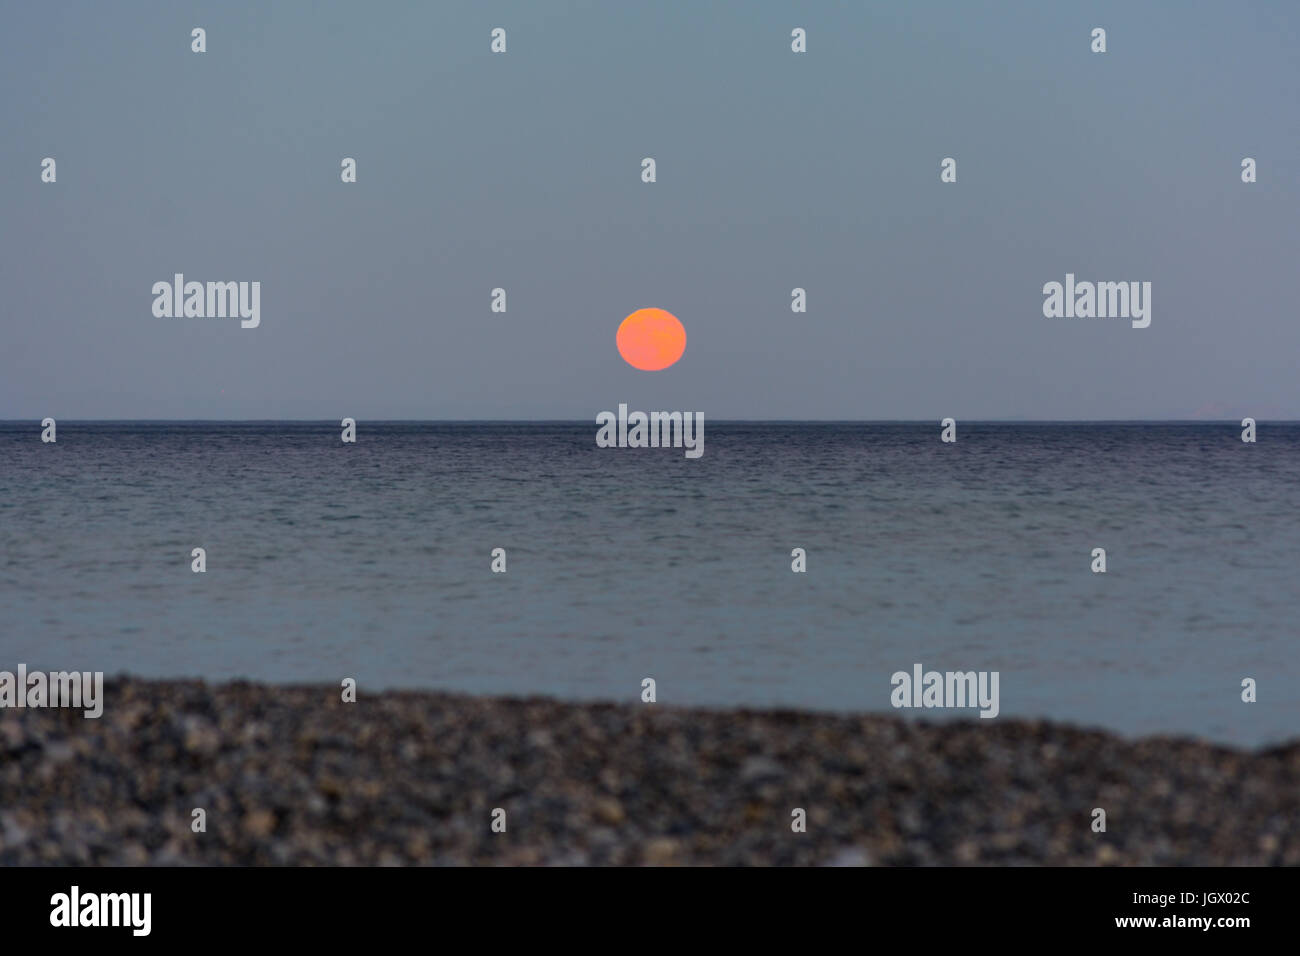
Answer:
1 678 1296 866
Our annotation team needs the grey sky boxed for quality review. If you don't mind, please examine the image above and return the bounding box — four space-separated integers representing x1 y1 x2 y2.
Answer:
2 0 1296 419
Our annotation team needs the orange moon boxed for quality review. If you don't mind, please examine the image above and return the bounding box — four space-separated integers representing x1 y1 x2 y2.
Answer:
616 308 686 371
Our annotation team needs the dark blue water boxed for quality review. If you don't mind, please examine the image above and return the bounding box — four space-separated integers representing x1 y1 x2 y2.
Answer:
1 422 1296 745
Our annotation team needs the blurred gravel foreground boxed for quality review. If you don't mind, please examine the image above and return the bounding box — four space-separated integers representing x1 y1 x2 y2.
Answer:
1 678 1296 866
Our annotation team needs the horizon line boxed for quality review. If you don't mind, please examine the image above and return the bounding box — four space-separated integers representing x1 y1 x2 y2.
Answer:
3 418 1293 425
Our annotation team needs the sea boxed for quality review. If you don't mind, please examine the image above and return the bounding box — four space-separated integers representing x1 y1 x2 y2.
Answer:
1 422 1296 747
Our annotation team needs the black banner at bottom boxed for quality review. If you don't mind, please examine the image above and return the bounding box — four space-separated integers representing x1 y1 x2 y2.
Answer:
0 865 1269 942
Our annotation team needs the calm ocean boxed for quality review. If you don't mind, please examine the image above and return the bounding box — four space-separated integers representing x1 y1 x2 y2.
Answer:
1 422 1295 746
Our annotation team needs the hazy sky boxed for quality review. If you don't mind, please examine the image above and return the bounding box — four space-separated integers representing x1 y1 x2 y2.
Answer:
2 1 1296 419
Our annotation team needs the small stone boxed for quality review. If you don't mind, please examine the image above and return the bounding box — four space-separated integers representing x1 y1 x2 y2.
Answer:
242 810 276 838
642 837 680 865
823 847 871 867
0 722 25 751
739 756 784 783
182 716 220 755
592 798 625 825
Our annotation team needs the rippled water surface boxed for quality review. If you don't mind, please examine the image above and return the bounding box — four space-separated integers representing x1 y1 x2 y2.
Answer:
1 422 1296 745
